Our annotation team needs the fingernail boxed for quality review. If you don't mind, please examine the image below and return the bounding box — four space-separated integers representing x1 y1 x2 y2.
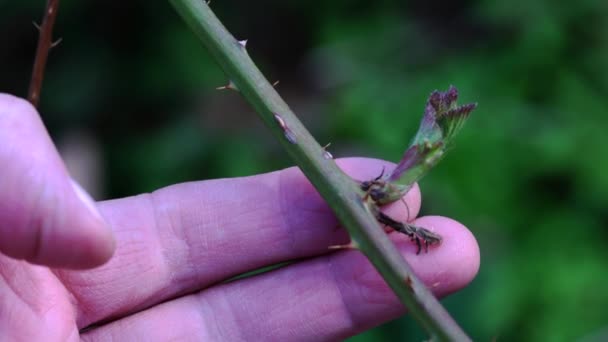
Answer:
70 179 116 267
70 179 104 222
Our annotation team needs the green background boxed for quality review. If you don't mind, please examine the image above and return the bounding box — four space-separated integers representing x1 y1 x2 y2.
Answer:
2 1 607 340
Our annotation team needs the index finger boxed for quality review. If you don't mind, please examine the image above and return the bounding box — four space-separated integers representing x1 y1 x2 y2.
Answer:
57 158 422 328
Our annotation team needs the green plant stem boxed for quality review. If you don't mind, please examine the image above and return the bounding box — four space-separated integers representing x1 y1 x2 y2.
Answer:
169 1 470 340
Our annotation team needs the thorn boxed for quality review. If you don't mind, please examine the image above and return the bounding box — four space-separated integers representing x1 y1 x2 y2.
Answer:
405 276 413 288
273 113 287 129
237 39 248 48
32 21 41 31
272 80 280 87
50 37 63 48
216 80 239 91
328 241 359 251
206 0 211 4
273 113 297 144
322 142 333 159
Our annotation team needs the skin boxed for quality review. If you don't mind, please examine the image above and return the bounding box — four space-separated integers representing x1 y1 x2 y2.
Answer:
0 93 480 341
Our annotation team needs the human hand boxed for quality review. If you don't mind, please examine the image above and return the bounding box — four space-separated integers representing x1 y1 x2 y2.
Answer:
0 94 115 268
0 94 480 341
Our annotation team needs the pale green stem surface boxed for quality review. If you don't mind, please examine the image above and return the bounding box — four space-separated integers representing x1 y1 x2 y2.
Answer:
169 1 470 340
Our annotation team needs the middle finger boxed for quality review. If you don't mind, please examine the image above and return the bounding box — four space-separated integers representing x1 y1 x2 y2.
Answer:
56 158 421 328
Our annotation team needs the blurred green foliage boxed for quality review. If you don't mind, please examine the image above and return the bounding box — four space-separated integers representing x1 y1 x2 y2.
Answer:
2 0 607 340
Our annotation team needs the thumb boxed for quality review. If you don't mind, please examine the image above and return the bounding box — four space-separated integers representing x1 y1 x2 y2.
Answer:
0 94 115 269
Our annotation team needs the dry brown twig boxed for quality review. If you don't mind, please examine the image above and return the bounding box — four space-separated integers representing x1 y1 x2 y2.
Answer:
28 0 61 108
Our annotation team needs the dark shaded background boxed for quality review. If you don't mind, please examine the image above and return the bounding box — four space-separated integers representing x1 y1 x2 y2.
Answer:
2 1 608 340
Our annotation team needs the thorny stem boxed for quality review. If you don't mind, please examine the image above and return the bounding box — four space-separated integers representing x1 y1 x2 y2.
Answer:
28 0 60 108
169 1 470 341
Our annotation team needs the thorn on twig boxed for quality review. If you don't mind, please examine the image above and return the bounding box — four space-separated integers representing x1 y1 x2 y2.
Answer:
50 37 63 48
322 142 333 159
273 113 287 128
32 21 41 31
405 276 413 289
237 39 248 48
328 241 359 251
272 80 280 87
206 0 211 5
216 80 239 91
273 113 297 144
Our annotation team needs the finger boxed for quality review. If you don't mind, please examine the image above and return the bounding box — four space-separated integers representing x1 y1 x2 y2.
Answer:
81 216 479 341
0 94 115 268
56 157 420 327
